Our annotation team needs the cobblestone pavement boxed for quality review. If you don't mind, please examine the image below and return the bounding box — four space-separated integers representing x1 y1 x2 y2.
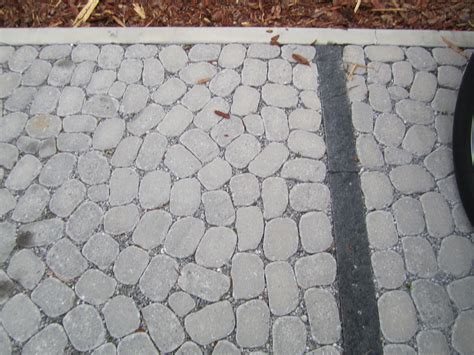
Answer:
0 43 342 354
345 45 474 354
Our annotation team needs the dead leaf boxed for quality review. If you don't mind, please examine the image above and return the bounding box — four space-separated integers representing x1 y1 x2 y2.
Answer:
112 15 126 27
354 0 362 13
197 77 211 84
72 0 99 27
441 36 470 58
270 34 281 46
292 53 310 66
133 3 146 19
215 110 230 119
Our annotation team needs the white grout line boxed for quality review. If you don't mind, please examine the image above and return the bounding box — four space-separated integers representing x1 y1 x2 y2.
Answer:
0 27 473 47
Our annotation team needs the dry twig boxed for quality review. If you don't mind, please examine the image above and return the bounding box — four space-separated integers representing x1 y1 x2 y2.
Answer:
73 0 99 27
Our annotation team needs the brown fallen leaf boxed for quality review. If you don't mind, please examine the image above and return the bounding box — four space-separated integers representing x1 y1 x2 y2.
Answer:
292 53 310 66
270 35 281 46
215 110 230 119
441 36 470 58
197 77 211 84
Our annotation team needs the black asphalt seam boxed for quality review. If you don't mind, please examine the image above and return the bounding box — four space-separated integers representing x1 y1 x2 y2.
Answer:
315 45 383 355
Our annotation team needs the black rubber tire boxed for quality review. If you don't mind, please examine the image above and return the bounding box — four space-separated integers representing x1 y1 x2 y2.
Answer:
452 55 474 225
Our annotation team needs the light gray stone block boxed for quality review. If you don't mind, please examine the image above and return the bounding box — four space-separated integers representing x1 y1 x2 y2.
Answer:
365 45 404 62
195 227 236 268
39 152 75 187
265 261 299 316
264 218 298 261
390 165 435 194
361 171 393 210
168 292 195 317
7 249 44 290
72 44 99 62
82 232 119 270
136 132 167 171
11 184 49 223
46 238 88 280
231 253 264 300
299 211 333 253
378 290 417 342
202 190 235 226
438 235 473 277
8 46 37 73
231 85 260 116
139 170 170 209
268 58 292 84
117 333 158 354
139 255 178 301
272 316 306 355
169 178 202 216
180 128 219 164
1 294 40 342
180 62 217 85
151 78 186 106
289 183 330 212
402 237 437 277
236 300 270 348
447 276 474 311
66 201 103 242
262 83 298 108
356 134 384 168
371 250 405 289
75 269 116 305
178 264 230 302
395 99 434 124
159 45 188 73
63 305 105 351
198 158 232 190
210 69 241 96
393 197 426 235
236 206 264 251
406 47 436 71
218 44 246 68
452 311 474 355
305 288 341 344
113 246 149 285
420 192 454 238
22 323 68 355
295 253 337 288
103 204 139 235
374 113 405 147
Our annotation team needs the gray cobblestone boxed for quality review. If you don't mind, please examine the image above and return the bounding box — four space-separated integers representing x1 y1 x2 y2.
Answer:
262 106 289 141
7 249 44 290
0 189 15 217
170 178 201 217
295 253 337 288
5 87 36 111
262 83 298 108
139 170 170 209
447 276 474 310
361 171 393 210
1 294 41 342
30 85 60 114
180 62 217 85
178 263 230 302
113 246 149 285
247 44 280 59
118 333 157 354
265 261 299 316
243 113 264 136
22 323 68 355
229 173 259 206
66 201 103 242
356 134 384 168
402 237 437 277
231 85 260 116
72 44 99 62
452 310 474 355
39 152 75 187
181 128 219 163
365 45 404 62
388 85 409 100
438 235 473 277
151 78 187 106
181 85 211 112
299 211 333 253
0 46 14 63
159 105 193 137
98 45 123 69
104 204 139 235
424 146 453 179
236 300 270 348
87 183 109 202
8 46 38 73
420 192 454 238
384 344 416 355
197 158 232 191
210 116 244 146
264 218 298 261
22 60 51 86
47 238 88 280
268 58 292 84
290 183 330 212
305 288 341 344
236 206 264 251
453 204 473 233
103 297 139 339
118 59 142 84
395 99 434 124
139 255 178 301
133 210 171 250
368 83 391 112
111 136 141 167
127 103 165 136
17 218 63 248
262 177 288 219
406 47 436 71
366 211 398 249
168 292 195 317
121 84 149 114
272 316 306 355
390 165 435 194
63 114 97 133
374 113 405 147
164 141 202 176
438 65 462 89
63 304 105 351
82 232 119 270
75 269 116 305
367 62 391 84
281 158 326 182
202 190 235 226
143 58 164 87
159 45 188 73
417 330 450 355
83 95 119 118
300 90 321 110
289 108 321 132
164 217 205 258
71 61 95 87
12 184 49 223
48 59 75 86
293 63 318 91
87 70 116 95
218 44 246 68
378 290 417 342
393 197 426 235
196 227 236 267
0 72 21 99
432 88 457 114
210 69 241 96
392 61 414 87
432 47 468 66
402 124 436 156
288 130 325 159
212 340 240 355
371 250 405 289
231 253 264 300
136 132 167 171
0 112 27 143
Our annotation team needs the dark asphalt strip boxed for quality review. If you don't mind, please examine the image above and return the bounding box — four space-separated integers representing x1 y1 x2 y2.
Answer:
315 45 382 355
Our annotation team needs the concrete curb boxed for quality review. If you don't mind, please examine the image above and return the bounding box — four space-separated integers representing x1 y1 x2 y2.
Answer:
0 27 473 47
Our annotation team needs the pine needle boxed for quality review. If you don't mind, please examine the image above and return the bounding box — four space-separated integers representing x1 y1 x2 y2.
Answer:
133 3 146 19
354 0 362 13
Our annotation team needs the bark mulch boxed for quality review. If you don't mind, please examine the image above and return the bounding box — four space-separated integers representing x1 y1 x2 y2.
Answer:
0 0 472 31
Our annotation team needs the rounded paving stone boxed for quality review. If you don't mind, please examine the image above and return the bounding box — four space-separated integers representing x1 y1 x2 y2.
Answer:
389 165 435 194
164 217 205 258
25 114 61 139
202 190 235 226
409 71 437 102
231 253 265 300
248 142 289 178
11 184 50 223
212 340 240 355
22 323 68 355
75 269 116 306
184 301 235 346
225 133 261 169
295 253 337 288
361 171 393 210
438 235 473 277
265 261 299 316
272 316 306 355
371 250 406 289
121 84 149 114
416 330 450 355
241 58 267 87
49 179 86 217
395 99 434 125
195 227 237 268
197 158 232 191
305 288 341 344
46 238 88 281
143 303 185 353
378 290 418 342
374 113 405 147
104 204 139 235
424 146 453 180
39 152 75 187
236 206 264 251
5 154 42 191
63 304 105 351
288 130 326 159
261 106 289 142
289 108 321 132
452 310 474 355
6 249 45 290
109 168 139 206
103 295 140 339
236 300 270 348
133 210 172 250
66 201 103 242
78 151 110 185
263 218 298 261
31 277 75 318
402 125 436 156
93 343 117 355
218 44 246 68
139 255 178 302
0 189 15 217
262 177 288 219
159 45 188 73
406 46 436 71
178 263 230 302
180 128 219 164
447 276 474 310
411 279 454 329
176 341 202 355
1 294 41 342
82 232 119 270
209 69 240 97
420 192 454 238
117 333 158 355
356 134 384 168
93 118 125 150
402 237 437 278
170 178 201 217
16 218 64 248
231 85 260 116
290 183 330 212
164 144 201 178
229 173 260 206
113 246 149 285
299 211 333 253
168 292 196 318
151 78 187 106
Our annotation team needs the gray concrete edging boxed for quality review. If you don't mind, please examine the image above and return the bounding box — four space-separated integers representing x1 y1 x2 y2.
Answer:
0 27 473 47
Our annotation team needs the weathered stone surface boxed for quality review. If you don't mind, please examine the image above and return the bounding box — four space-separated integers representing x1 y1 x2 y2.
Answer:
402 125 436 156
136 132 167 171
424 146 453 179
12 184 49 223
293 63 318 90
82 232 119 270
262 83 298 108
236 206 264 251
185 301 235 346
164 217 205 258
229 173 260 207
87 70 116 95
93 118 125 150
361 171 393 210
231 253 264 300
356 134 384 168
5 86 36 111
87 184 109 202
72 44 99 62
0 222 15 263
39 152 75 187
113 246 149 285
210 114 245 146
1 294 41 342
82 95 119 118
176 342 202 355
111 136 142 167
194 97 230 131
210 69 241 96
371 250 406 289
139 255 178 301
365 45 404 62
452 310 474 355
262 177 287 219
57 132 91 152
402 237 437 277
374 113 405 147
164 144 201 178
104 204 139 235
75 269 116 306
289 183 330 212
22 59 51 86
378 290 418 342
151 78 187 106
272 316 306 355
416 330 450 355
299 211 333 253
17 218 64 248
46 238 88 280
420 192 454 238
7 249 45 290
212 341 240 355
268 58 292 84
180 128 219 163
411 279 454 329
198 158 232 191
202 191 235 226
98 45 124 69
180 62 217 85
242 58 267 87
225 133 261 169
48 59 75 86
143 303 184 353
170 178 201 217
118 59 143 84
236 300 270 348
432 47 468 66
178 263 230 302
248 142 288 177
195 227 236 268
66 201 103 242
121 84 149 114
263 218 298 261
108 168 139 206
5 154 42 191
218 44 246 68
189 44 220 61
390 165 435 194
448 277 474 311
395 99 434 125
139 170 170 209
295 253 337 288
0 189 15 217
305 288 341 344
159 45 188 73
143 58 164 87
406 47 436 71
438 235 473 277
63 305 105 351
432 88 457 114
231 85 260 116
127 104 165 136
168 292 195 317
265 261 299 316
117 333 158 354
0 143 18 169
181 85 211 112
22 323 68 355
71 61 95 87
0 112 28 143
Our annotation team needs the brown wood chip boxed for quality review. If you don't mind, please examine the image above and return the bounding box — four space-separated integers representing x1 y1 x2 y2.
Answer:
270 34 281 46
292 53 311 66
197 77 211 84
215 110 230 119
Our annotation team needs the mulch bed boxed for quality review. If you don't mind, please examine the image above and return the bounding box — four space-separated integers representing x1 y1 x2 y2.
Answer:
0 0 472 31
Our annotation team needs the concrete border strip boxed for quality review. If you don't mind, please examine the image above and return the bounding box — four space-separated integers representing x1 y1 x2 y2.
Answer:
0 27 473 47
